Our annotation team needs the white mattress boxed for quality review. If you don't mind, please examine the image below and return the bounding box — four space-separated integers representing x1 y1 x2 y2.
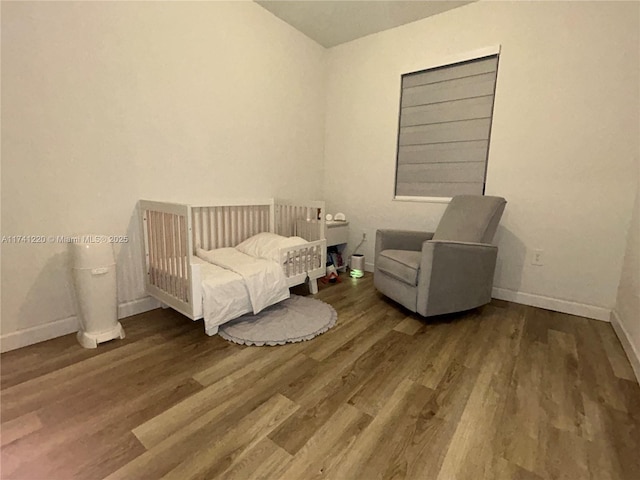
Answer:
199 263 252 335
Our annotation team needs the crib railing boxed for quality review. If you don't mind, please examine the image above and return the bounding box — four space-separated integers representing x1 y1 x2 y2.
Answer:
191 204 271 250
140 201 192 311
281 242 325 279
191 200 325 250
275 200 325 241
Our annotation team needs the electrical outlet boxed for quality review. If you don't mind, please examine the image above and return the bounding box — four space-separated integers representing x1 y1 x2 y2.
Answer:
532 249 544 266
362 232 367 241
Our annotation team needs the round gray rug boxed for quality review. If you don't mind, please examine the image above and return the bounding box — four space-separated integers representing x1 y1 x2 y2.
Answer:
219 295 337 346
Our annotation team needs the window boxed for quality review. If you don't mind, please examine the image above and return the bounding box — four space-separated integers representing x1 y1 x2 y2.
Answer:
394 53 499 199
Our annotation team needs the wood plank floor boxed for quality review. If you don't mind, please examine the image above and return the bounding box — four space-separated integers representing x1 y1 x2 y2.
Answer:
2 273 639 480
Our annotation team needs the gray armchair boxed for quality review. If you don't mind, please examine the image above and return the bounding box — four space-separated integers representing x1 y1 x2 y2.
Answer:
374 195 506 317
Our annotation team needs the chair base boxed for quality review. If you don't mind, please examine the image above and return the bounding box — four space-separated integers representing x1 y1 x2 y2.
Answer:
374 270 417 313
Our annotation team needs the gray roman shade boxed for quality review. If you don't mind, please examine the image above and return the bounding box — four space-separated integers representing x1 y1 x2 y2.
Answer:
395 55 499 198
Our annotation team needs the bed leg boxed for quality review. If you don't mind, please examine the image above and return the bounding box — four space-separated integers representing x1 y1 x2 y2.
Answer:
309 278 319 295
206 326 219 336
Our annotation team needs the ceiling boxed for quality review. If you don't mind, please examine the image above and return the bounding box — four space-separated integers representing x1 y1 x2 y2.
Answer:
255 1 475 48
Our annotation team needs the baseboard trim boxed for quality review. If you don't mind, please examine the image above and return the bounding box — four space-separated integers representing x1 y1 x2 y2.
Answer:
610 310 640 384
0 315 79 354
492 287 611 322
118 297 161 319
1 296 161 353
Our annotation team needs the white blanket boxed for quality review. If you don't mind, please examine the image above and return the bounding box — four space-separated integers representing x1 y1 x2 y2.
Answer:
197 247 290 314
199 263 252 335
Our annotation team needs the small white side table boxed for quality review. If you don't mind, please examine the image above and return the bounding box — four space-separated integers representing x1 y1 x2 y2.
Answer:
325 221 349 272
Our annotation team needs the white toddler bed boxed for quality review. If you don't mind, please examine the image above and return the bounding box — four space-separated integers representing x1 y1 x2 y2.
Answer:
139 199 327 335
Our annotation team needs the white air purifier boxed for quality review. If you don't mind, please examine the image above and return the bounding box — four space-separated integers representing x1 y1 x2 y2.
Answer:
70 238 125 348
350 254 365 279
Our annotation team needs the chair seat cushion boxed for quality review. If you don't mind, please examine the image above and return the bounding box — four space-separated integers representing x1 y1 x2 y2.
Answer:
376 249 422 286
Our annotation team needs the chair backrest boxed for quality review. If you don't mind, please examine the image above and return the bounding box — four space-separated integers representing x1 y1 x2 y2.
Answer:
432 195 506 244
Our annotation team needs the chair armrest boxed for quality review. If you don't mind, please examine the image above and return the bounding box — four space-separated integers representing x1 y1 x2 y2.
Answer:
375 229 435 260
416 240 498 317
429 239 496 248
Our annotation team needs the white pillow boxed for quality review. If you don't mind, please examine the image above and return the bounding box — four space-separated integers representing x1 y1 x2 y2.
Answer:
236 232 308 263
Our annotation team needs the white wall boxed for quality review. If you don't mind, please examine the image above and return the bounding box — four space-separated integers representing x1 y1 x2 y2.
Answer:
323 0 639 320
1 1 326 350
612 179 640 381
